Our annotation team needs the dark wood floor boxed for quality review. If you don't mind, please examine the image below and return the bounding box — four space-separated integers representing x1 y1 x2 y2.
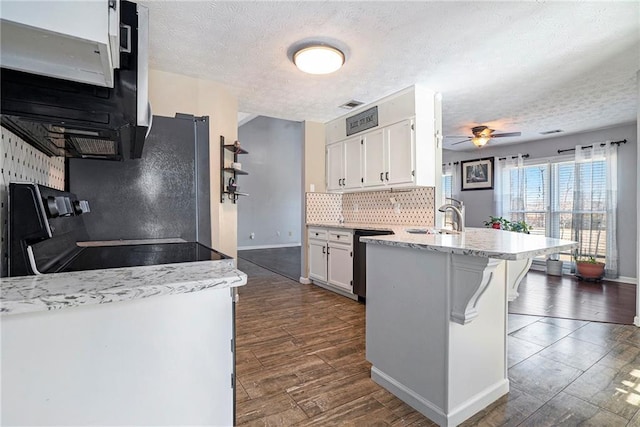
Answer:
508 270 636 324
238 246 301 281
235 260 640 426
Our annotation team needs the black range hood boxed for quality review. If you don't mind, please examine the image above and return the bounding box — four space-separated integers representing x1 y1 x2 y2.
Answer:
0 0 150 161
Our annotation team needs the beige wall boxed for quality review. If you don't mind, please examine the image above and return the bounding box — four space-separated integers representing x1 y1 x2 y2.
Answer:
148 69 239 258
300 121 326 280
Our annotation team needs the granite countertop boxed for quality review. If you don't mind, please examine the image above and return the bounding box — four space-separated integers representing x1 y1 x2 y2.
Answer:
0 261 247 316
360 227 577 260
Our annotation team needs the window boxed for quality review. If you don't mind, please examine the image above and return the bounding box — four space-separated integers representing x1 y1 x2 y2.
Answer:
504 157 608 263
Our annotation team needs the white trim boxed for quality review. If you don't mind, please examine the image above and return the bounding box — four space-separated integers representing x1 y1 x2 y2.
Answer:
635 316 640 327
237 243 301 250
371 367 509 427
299 277 311 284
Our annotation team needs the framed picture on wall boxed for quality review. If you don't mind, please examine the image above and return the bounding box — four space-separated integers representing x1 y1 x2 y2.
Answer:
461 157 494 191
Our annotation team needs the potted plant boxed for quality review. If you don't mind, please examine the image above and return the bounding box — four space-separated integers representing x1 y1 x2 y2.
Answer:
483 216 509 230
483 216 531 234
545 254 563 276
574 255 605 280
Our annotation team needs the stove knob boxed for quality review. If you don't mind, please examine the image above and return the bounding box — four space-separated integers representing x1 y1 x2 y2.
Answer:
60 197 73 217
45 196 60 218
73 200 91 215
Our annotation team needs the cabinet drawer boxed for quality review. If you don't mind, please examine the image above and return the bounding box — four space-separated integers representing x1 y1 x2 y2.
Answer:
328 230 352 244
308 228 327 240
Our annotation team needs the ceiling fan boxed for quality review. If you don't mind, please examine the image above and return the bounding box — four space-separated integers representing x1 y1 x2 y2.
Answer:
448 126 521 148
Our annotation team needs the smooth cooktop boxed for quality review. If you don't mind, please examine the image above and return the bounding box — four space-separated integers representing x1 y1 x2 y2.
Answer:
60 242 228 272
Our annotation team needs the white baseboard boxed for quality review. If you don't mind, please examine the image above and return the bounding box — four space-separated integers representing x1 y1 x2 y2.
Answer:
371 367 509 427
238 243 301 250
299 277 311 284
635 316 640 328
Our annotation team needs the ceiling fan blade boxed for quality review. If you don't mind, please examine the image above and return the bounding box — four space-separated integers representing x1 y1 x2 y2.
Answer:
444 135 471 139
491 132 521 138
450 139 471 145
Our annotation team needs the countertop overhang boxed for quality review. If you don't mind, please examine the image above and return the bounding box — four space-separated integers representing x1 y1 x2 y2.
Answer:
0 260 247 316
360 227 577 260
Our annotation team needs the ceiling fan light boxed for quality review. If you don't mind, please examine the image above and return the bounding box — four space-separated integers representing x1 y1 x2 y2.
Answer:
293 45 344 75
472 136 490 147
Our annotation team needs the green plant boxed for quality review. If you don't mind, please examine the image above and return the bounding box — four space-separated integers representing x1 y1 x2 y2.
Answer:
574 254 603 265
483 216 531 233
483 216 509 230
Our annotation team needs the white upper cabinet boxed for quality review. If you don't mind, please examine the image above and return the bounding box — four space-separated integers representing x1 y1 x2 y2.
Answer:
343 136 362 190
362 128 385 187
325 85 442 193
327 136 363 191
1 0 120 88
386 119 415 185
326 142 344 191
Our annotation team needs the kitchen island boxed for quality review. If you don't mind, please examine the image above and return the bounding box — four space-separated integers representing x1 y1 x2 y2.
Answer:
362 227 576 427
1 260 246 426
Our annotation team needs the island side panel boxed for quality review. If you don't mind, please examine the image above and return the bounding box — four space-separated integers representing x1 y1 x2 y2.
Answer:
1 288 233 426
447 257 509 419
366 244 448 412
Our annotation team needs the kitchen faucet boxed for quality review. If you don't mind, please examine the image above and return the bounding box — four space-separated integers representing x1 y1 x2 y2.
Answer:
438 198 465 232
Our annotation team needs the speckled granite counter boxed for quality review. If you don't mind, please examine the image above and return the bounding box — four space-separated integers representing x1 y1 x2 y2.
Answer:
0 261 247 315
307 221 398 232
360 227 576 260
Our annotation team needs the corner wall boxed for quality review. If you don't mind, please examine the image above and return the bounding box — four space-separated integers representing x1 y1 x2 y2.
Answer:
148 69 238 258
300 121 326 282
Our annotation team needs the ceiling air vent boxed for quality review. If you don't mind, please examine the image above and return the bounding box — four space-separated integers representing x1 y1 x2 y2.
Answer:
539 129 564 135
339 100 364 109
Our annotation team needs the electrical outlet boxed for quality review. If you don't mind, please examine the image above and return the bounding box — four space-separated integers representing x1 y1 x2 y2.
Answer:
354 203 359 212
276 231 281 236
393 203 401 214
250 233 255 239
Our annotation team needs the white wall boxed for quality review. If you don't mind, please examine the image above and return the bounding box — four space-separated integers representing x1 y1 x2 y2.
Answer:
443 123 637 279
237 116 303 249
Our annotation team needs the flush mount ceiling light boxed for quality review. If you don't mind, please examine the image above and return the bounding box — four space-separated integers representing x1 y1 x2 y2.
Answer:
293 45 345 75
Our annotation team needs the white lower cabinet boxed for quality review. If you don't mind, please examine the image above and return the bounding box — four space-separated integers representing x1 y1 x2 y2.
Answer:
308 239 328 282
307 227 354 296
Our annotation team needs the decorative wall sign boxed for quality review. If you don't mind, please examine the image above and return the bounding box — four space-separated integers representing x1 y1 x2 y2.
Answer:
461 157 494 191
346 106 378 136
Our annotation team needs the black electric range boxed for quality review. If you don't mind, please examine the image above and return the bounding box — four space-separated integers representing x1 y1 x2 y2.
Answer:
8 183 229 277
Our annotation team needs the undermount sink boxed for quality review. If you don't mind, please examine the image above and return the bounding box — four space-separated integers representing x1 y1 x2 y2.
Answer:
405 228 460 235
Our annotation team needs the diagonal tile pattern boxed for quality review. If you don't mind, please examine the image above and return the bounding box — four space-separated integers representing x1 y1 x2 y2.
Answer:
236 259 640 426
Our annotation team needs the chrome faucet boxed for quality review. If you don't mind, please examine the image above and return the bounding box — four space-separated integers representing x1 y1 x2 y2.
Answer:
438 198 465 232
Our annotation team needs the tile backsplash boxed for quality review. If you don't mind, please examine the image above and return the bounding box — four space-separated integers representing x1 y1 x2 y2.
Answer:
306 187 435 226
0 127 65 277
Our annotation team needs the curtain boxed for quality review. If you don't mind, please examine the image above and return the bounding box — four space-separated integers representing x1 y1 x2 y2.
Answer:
572 142 618 278
494 154 524 220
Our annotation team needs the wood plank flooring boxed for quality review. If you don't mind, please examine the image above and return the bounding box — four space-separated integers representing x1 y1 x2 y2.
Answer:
236 260 640 426
508 270 636 324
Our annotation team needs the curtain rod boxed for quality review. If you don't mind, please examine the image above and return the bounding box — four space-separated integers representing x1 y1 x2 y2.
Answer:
443 153 530 166
557 139 627 154
498 154 530 161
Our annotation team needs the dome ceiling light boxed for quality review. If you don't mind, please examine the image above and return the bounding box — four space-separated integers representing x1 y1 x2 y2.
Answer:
293 45 345 75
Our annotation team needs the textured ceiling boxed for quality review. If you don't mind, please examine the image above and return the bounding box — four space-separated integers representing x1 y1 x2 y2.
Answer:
139 1 639 150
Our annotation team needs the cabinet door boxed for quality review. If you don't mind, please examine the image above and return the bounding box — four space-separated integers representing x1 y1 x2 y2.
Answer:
327 243 353 291
362 129 385 187
386 119 415 185
308 240 327 282
326 142 344 191
343 136 362 190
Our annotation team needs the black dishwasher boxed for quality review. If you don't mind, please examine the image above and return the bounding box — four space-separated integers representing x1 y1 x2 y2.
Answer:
353 229 394 300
